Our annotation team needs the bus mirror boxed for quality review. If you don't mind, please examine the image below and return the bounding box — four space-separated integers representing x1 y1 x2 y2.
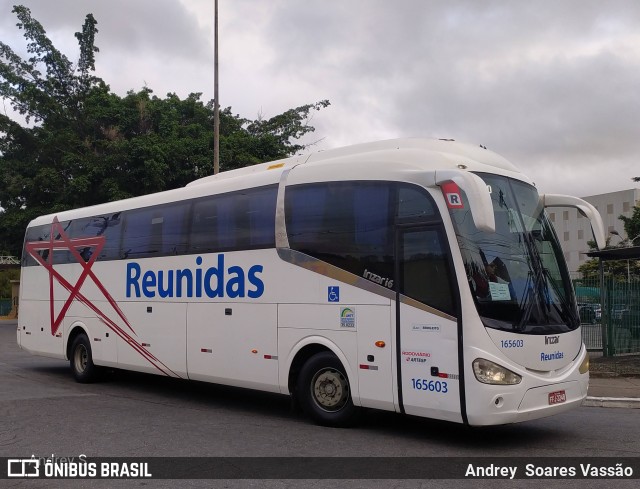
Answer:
435 170 496 233
541 194 606 250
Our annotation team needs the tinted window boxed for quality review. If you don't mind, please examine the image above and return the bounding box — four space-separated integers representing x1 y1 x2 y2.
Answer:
248 187 278 246
286 181 448 306
398 186 437 220
22 214 123 265
189 186 277 254
22 225 50 266
68 213 123 262
22 185 277 266
286 182 395 282
122 208 157 259
122 202 191 259
215 193 239 249
191 197 223 254
287 181 443 285
400 228 455 315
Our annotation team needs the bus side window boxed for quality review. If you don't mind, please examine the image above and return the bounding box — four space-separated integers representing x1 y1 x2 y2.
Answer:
82 214 123 261
247 187 277 247
52 221 74 265
158 203 189 255
189 185 277 254
22 226 47 266
400 229 456 315
397 186 437 220
190 197 218 254
122 208 156 259
52 216 122 264
286 185 328 248
216 193 239 250
286 182 394 281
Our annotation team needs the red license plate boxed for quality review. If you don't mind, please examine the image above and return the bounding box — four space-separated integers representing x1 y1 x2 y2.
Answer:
548 390 566 405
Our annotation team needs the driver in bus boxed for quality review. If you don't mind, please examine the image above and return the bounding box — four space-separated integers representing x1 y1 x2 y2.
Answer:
470 250 514 301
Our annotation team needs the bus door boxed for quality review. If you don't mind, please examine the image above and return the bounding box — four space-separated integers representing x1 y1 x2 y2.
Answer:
395 225 463 423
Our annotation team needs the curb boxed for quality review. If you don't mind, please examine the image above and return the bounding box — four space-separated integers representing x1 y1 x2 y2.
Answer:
584 396 640 409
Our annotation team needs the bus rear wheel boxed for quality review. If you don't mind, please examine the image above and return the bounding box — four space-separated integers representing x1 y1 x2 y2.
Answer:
70 333 99 383
297 352 359 427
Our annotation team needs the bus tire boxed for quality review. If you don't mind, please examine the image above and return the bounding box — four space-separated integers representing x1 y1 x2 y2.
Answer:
70 333 99 383
297 352 359 427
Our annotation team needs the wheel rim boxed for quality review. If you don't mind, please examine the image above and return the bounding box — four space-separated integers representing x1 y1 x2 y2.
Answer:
74 344 88 374
310 367 349 412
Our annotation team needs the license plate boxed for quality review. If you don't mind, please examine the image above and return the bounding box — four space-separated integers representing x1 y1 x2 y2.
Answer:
548 390 566 405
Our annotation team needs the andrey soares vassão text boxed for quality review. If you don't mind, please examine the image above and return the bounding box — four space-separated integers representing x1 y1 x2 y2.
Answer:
465 463 634 479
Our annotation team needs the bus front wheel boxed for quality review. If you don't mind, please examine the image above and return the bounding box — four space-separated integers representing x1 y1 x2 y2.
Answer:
297 352 359 427
70 333 99 383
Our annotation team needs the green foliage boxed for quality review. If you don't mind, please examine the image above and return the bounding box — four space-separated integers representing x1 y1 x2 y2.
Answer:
577 239 607 280
0 6 329 257
578 256 640 281
578 205 640 281
618 205 640 246
0 268 20 298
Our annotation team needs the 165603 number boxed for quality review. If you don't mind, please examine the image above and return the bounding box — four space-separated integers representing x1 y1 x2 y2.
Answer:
411 379 448 393
500 339 524 348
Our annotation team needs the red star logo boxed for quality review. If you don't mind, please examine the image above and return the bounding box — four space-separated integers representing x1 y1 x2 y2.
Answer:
25 217 181 378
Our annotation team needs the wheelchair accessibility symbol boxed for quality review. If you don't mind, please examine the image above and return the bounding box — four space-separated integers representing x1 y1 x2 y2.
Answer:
328 286 340 302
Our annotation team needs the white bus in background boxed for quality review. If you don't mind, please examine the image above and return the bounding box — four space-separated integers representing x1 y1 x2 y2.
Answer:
17 138 605 427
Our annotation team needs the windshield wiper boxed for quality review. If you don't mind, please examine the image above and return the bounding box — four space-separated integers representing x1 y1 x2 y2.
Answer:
515 272 535 331
514 231 552 330
542 267 576 326
515 270 546 330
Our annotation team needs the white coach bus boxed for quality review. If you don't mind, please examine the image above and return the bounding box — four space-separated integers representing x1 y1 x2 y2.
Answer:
17 138 605 426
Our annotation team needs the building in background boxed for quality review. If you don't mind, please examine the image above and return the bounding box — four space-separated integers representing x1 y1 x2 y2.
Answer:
548 188 640 275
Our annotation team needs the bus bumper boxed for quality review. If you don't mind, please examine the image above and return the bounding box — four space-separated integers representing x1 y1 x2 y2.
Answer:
465 349 589 426
466 377 588 426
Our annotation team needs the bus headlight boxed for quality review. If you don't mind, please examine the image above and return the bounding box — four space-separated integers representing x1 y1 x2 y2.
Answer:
473 358 522 385
579 352 590 374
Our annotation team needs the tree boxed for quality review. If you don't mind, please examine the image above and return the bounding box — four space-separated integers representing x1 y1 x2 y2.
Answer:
0 5 329 256
618 204 640 246
577 203 640 281
577 248 640 281
0 268 20 299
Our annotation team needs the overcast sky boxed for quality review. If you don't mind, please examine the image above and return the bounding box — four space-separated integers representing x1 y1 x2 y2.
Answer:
2 0 640 197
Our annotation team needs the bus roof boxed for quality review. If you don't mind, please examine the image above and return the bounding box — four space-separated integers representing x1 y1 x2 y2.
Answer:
187 138 523 187
28 138 529 227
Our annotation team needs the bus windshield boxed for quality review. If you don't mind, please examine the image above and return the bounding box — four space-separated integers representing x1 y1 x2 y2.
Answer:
450 173 579 334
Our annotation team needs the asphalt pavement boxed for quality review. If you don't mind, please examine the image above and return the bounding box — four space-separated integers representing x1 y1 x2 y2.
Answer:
2 318 639 409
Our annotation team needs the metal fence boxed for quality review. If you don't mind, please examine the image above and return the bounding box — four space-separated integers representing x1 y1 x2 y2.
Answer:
575 275 640 356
